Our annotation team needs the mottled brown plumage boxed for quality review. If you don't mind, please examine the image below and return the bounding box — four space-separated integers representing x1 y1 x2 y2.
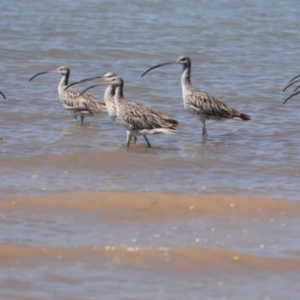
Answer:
65 72 177 146
142 55 251 136
66 72 138 143
72 74 179 148
29 66 106 124
66 72 118 122
111 76 178 148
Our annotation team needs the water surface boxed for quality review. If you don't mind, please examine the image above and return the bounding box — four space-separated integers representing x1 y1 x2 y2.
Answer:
0 0 300 299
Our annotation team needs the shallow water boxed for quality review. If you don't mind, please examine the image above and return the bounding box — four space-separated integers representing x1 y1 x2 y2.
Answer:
0 0 300 299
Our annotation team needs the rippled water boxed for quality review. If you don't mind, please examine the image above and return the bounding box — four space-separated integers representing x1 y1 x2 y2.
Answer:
1 0 300 299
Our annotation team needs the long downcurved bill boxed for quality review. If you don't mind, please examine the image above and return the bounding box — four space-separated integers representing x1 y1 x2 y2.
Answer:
141 60 178 77
290 73 300 82
65 76 103 91
282 79 300 92
283 90 300 104
0 91 5 99
78 78 109 96
29 70 57 82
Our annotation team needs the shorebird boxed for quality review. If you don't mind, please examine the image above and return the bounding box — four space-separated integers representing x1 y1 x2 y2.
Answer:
0 90 5 99
66 72 119 122
66 72 178 145
282 73 300 104
65 71 137 143
141 55 251 136
29 66 106 124
69 74 179 148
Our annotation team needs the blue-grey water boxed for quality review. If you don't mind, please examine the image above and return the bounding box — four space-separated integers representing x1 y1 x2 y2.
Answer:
0 0 300 299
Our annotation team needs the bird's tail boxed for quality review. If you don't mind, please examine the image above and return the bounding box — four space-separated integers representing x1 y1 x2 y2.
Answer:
239 113 251 121
164 118 179 127
166 128 177 135
160 118 178 134
158 127 177 135
230 111 251 122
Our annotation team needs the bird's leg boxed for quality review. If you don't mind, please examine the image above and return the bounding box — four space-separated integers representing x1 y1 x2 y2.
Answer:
126 131 133 149
143 135 151 148
202 125 208 136
74 115 78 123
126 131 138 144
80 116 84 125
200 115 208 136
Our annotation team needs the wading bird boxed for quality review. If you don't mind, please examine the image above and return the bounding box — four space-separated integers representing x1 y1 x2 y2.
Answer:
66 72 137 143
69 74 179 148
141 55 251 136
29 66 106 124
66 72 120 123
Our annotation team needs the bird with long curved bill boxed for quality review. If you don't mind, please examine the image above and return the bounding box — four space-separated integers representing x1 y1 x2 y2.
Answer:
29 66 106 124
141 55 251 136
68 74 179 149
65 72 139 144
65 72 123 124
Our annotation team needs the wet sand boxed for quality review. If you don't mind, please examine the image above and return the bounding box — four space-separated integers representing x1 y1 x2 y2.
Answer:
1 192 300 299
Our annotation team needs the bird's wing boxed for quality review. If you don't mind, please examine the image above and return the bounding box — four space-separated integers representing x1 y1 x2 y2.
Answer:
62 88 105 112
187 89 241 119
118 100 168 130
